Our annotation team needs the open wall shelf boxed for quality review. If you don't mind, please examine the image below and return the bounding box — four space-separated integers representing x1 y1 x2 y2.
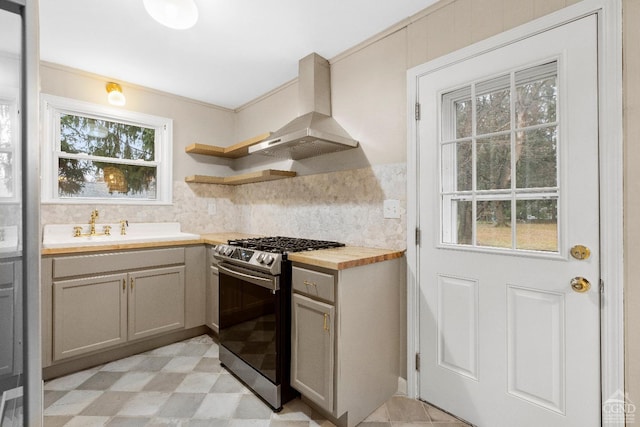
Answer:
185 169 296 186
185 132 271 159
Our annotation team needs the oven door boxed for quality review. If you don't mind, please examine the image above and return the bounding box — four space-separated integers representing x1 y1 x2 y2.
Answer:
218 262 280 383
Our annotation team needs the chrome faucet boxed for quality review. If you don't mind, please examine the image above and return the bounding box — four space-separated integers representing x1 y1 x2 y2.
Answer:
89 209 99 236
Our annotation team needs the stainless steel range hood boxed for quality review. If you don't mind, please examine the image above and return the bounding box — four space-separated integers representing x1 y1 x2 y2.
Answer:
248 53 358 160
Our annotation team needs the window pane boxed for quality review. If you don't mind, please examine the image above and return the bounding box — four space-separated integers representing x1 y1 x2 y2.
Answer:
442 141 472 192
455 98 472 138
0 152 13 197
477 200 511 248
60 114 155 161
58 158 157 199
0 103 11 148
442 197 472 245
476 85 510 135
477 135 511 190
516 199 558 252
516 126 557 188
515 74 557 127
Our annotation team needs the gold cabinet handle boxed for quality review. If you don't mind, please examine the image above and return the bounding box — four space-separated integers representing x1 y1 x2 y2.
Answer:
122 278 126 291
323 313 329 331
304 280 317 290
130 277 134 291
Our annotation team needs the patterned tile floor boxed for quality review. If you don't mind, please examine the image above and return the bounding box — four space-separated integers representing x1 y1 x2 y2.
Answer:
43 335 470 427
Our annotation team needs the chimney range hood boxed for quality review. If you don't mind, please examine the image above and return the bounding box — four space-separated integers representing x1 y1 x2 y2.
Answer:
248 53 358 160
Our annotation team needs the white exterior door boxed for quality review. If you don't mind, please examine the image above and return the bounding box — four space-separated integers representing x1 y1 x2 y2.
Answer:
417 16 599 427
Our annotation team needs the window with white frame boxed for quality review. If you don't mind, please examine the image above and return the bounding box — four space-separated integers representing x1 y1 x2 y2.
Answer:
439 61 559 253
41 95 173 204
0 92 18 202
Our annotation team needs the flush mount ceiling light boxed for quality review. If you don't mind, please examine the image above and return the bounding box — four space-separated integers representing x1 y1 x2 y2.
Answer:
106 82 126 106
143 0 199 30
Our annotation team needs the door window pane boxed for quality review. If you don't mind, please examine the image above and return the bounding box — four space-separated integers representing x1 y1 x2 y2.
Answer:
455 98 473 138
516 199 558 252
0 152 13 197
516 127 558 188
442 198 472 245
0 104 12 148
515 72 557 127
476 200 512 248
476 78 510 135
442 141 472 192
440 61 560 253
477 135 511 191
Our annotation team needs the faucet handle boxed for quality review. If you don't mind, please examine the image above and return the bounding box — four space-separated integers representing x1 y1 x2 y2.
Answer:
103 225 112 236
73 226 83 237
120 220 128 235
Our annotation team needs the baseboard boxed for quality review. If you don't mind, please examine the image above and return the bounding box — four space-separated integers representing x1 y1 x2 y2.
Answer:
396 376 408 396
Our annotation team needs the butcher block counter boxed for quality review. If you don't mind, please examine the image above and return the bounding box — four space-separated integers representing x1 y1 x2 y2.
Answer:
42 231 404 270
287 246 404 270
201 233 404 270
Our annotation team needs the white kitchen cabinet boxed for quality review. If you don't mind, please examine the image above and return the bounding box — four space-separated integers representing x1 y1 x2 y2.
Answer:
291 258 403 427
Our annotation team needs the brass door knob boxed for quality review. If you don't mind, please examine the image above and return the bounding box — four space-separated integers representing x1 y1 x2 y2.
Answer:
571 277 591 293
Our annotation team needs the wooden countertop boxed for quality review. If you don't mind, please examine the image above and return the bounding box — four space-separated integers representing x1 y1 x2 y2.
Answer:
41 238 204 256
200 233 263 245
288 246 405 270
42 232 404 270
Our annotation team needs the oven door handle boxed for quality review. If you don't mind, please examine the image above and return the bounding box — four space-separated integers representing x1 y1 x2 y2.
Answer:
218 263 279 292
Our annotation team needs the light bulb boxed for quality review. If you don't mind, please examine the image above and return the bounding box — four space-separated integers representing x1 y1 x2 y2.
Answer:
106 82 126 106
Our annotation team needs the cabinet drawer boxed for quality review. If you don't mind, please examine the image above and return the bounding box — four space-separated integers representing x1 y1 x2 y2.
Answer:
292 266 335 302
53 247 185 279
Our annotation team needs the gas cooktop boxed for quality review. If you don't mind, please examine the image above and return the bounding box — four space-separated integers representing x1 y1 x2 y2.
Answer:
227 236 345 254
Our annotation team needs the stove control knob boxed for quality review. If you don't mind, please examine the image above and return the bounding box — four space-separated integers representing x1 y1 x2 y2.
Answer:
214 245 224 254
256 253 265 263
225 247 234 256
263 254 274 266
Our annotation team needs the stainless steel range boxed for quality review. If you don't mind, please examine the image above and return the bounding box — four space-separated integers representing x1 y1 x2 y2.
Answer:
214 236 344 411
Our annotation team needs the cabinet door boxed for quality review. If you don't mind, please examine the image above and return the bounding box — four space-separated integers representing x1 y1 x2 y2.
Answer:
206 265 219 333
0 261 16 376
128 266 185 341
291 293 335 413
0 287 14 376
53 273 128 360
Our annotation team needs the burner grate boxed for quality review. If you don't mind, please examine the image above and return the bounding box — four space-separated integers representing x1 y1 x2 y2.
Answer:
228 236 344 253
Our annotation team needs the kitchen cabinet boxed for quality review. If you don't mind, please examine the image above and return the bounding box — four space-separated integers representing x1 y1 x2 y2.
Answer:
205 246 219 333
291 292 335 413
291 257 403 427
42 247 198 366
53 266 185 361
0 260 21 377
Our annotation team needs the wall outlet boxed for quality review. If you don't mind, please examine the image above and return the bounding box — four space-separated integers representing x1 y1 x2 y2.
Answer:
208 201 217 215
383 199 400 219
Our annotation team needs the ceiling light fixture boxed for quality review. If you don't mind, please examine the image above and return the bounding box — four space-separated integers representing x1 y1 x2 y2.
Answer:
106 82 126 106
143 0 199 30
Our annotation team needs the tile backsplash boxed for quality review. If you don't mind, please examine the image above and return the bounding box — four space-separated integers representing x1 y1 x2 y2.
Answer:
41 163 407 250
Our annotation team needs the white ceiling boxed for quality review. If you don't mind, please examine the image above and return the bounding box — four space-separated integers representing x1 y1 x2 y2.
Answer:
38 0 437 109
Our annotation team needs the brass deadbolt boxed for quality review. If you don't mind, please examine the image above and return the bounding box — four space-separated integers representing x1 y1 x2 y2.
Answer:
571 277 591 293
570 245 591 260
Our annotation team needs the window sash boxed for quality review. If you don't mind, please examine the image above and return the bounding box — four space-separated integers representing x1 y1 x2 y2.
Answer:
41 94 173 205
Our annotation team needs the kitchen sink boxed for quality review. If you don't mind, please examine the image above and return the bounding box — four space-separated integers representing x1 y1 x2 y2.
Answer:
0 225 19 253
42 222 201 249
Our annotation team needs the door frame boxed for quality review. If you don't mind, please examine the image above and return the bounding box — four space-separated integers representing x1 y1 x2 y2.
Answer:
406 0 623 425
